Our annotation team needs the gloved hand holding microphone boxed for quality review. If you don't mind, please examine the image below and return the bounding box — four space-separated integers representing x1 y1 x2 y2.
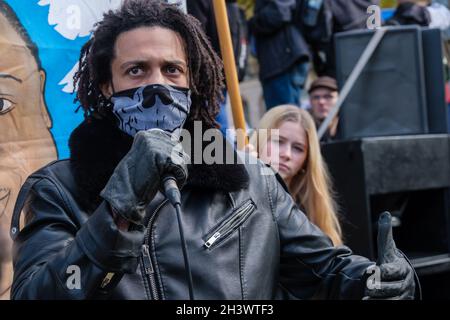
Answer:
100 84 191 226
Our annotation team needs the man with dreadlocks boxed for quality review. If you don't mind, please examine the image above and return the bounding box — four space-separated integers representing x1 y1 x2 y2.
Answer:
10 0 415 300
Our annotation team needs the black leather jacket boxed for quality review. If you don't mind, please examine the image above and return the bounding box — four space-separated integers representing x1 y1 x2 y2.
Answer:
10 119 373 300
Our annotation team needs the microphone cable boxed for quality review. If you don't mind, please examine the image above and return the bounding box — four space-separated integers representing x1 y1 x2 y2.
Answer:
163 176 195 300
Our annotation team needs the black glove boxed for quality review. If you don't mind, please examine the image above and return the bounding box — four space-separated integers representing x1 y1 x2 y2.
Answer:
364 212 416 300
100 129 189 225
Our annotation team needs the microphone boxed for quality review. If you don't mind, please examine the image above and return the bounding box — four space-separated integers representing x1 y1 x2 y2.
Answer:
162 175 181 206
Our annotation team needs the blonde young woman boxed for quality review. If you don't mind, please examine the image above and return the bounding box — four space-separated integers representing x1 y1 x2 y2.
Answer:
249 105 343 245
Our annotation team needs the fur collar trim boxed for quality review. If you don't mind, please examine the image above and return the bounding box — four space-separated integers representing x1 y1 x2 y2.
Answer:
68 118 249 210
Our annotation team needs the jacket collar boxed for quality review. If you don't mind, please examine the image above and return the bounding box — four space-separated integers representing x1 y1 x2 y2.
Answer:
68 117 249 210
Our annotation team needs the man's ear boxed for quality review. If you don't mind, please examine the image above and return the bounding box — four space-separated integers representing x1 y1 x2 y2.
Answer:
100 81 113 98
38 70 52 129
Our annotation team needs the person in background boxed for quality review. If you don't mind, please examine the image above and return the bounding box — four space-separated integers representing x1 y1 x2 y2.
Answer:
306 0 378 78
249 0 310 109
308 76 339 141
385 1 450 33
248 105 342 245
186 0 248 136
385 0 432 26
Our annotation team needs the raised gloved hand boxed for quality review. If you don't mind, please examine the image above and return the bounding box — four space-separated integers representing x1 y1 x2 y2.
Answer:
364 212 416 300
100 129 189 225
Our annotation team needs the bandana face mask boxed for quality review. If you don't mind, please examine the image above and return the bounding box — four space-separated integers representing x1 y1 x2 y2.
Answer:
110 84 191 137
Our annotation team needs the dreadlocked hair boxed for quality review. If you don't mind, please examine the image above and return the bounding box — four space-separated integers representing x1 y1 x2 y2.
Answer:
73 0 224 128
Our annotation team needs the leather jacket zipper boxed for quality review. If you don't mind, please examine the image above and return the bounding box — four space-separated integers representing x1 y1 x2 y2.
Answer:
204 199 256 249
140 199 168 300
141 244 159 300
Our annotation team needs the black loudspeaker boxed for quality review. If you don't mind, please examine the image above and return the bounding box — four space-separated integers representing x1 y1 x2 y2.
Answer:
422 28 448 134
334 26 448 139
322 135 450 278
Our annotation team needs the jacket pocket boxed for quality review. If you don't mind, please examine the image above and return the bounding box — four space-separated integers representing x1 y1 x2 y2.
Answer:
203 199 256 250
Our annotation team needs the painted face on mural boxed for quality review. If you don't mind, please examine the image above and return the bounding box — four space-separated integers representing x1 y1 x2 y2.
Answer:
0 8 57 290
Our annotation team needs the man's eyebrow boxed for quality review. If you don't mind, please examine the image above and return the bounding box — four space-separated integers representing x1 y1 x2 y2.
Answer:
165 59 187 66
120 59 187 69
120 60 145 69
0 74 22 83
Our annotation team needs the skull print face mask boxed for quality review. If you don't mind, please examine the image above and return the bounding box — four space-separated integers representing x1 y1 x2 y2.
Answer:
110 84 191 137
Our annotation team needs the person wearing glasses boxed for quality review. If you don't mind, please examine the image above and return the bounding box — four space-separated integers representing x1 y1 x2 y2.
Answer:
308 76 340 142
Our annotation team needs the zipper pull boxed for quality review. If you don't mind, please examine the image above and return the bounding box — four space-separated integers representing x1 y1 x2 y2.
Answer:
204 232 221 248
142 244 154 274
100 272 115 289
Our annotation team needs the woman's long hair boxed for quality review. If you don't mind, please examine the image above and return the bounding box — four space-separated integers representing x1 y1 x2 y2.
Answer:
250 105 342 245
